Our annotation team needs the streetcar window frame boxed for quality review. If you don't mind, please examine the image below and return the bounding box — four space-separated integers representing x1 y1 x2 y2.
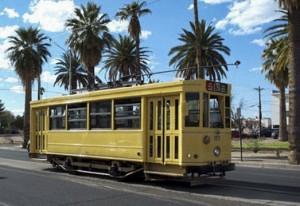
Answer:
114 98 141 129
67 103 87 130
90 100 112 129
49 105 66 130
185 92 200 127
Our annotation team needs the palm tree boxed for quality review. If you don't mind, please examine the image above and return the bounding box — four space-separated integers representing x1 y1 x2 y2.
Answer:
66 2 112 90
103 35 150 82
6 27 51 148
169 20 230 81
193 0 203 78
276 1 300 164
262 39 289 141
116 1 151 80
54 51 88 91
0 100 5 112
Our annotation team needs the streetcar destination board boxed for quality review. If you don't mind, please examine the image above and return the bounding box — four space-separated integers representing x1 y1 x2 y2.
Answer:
206 81 228 93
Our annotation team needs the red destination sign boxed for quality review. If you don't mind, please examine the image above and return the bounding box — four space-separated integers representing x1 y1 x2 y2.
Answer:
206 81 228 93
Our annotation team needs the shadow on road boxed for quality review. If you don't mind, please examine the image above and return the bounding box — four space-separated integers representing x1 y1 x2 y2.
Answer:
43 166 300 204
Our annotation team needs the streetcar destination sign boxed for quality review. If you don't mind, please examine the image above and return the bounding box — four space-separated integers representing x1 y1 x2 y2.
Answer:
206 81 228 93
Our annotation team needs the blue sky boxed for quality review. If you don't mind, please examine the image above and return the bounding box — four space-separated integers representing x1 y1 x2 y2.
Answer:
0 0 281 118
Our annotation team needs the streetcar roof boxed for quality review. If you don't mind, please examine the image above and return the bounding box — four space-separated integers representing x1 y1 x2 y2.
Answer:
31 79 231 108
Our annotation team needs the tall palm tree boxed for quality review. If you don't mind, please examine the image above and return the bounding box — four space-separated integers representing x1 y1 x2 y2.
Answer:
169 20 230 81
193 0 203 78
54 51 88 91
116 1 151 80
276 0 300 164
6 27 51 148
66 2 112 90
262 39 289 141
103 35 150 82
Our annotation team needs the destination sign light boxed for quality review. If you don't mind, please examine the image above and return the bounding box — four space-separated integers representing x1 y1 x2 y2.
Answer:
206 81 228 93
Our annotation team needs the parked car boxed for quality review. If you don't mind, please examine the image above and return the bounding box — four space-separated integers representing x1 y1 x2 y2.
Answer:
271 129 279 139
231 130 240 139
260 128 272 137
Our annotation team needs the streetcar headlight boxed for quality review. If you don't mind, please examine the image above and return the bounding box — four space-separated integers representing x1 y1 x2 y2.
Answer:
213 147 221 157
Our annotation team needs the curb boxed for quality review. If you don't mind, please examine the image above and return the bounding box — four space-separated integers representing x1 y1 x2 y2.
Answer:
233 161 300 171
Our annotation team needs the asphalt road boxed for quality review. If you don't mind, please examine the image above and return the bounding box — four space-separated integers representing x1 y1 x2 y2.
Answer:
0 146 299 206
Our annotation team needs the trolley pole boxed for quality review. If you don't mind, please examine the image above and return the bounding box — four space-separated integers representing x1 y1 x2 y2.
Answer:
254 87 264 138
237 107 242 161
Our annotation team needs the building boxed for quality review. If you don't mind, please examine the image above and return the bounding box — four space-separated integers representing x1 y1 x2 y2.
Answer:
271 90 289 129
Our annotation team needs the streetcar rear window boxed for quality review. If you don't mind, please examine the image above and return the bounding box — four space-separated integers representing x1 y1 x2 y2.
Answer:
185 93 200 127
50 106 66 130
68 103 87 130
90 101 111 129
115 98 141 129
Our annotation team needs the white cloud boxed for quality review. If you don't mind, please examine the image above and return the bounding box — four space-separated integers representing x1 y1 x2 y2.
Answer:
201 0 232 4
215 0 281 35
4 77 18 83
0 8 20 18
188 0 231 10
0 39 13 70
10 85 24 94
187 4 194 10
23 0 75 32
141 30 152 40
107 19 129 33
249 67 262 72
251 39 265 47
41 71 56 84
0 25 18 39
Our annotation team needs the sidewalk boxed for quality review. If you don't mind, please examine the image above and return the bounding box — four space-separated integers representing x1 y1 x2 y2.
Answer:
232 150 300 170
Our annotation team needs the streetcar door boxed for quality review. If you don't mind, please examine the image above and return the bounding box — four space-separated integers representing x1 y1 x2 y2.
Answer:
34 108 47 153
147 96 180 164
148 97 163 163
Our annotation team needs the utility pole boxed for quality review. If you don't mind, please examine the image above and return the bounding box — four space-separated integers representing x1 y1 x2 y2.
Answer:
254 87 264 138
237 107 243 161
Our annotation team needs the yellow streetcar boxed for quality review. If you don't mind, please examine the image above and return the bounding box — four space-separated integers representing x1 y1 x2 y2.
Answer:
29 79 234 180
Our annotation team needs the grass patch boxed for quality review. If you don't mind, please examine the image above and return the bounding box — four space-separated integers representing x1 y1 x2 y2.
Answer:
232 138 289 150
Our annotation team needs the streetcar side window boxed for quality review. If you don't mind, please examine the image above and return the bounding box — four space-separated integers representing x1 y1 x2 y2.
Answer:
209 95 224 128
115 98 141 129
90 101 111 129
203 93 209 127
50 105 66 130
185 93 200 127
225 96 231 128
68 103 87 130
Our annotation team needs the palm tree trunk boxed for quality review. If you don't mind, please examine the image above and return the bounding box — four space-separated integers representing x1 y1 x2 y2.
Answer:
22 79 32 148
193 0 204 79
87 66 95 90
71 70 77 92
37 70 41 100
288 8 300 164
136 35 141 82
279 85 288 141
